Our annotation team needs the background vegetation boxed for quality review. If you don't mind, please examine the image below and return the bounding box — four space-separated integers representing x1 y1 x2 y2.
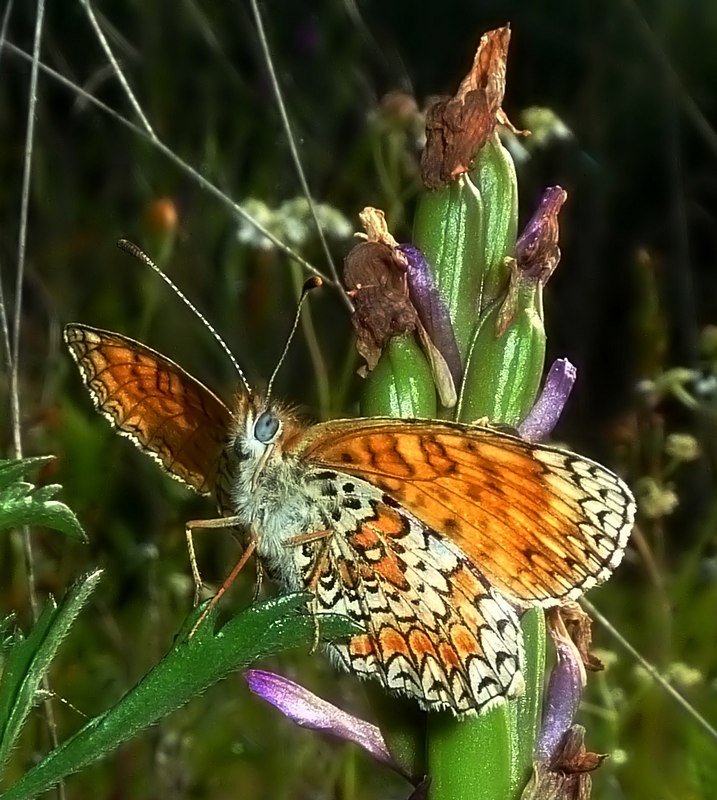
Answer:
1 1 716 798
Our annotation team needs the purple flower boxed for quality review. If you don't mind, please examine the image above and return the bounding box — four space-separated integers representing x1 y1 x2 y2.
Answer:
245 670 398 772
516 187 568 283
519 358 577 442
397 243 463 390
536 613 586 763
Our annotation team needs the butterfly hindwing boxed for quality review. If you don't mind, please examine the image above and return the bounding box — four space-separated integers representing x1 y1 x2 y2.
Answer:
64 324 233 495
298 418 636 609
298 474 524 713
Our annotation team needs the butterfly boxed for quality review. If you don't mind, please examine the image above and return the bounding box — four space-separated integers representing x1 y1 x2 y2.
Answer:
64 322 635 715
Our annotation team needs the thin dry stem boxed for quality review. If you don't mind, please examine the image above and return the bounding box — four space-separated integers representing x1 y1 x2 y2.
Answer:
583 598 717 744
10 1 65 796
249 0 353 312
78 0 157 140
5 42 335 288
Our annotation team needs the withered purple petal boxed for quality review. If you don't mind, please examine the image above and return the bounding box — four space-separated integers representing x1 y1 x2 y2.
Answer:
519 358 576 442
515 186 567 282
536 626 585 764
398 243 463 386
245 670 395 769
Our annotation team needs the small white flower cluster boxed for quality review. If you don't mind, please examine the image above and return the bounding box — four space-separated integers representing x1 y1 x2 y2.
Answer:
236 197 353 250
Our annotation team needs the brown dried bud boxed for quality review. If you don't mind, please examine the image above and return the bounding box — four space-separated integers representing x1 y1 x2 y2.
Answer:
344 241 417 372
524 727 605 800
421 26 521 189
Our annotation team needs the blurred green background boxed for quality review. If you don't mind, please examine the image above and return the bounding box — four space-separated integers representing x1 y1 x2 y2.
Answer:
1 1 717 798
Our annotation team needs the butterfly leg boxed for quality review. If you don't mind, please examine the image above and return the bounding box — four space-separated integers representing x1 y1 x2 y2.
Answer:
185 515 245 606
189 529 258 638
252 560 265 603
283 529 334 548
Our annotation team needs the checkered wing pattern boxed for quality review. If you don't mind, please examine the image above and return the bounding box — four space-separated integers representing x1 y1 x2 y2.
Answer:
299 476 524 714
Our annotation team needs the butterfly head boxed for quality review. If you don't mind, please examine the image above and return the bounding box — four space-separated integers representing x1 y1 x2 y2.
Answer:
229 392 302 488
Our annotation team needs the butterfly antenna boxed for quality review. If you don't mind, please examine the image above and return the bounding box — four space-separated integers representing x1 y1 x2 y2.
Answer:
266 276 322 400
117 239 251 395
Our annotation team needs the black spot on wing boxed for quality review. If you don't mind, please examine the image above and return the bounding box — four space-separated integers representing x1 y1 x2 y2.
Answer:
382 494 402 509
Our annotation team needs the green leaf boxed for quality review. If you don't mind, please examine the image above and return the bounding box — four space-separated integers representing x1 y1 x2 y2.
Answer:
0 594 360 800
0 570 102 780
0 458 53 490
0 457 86 542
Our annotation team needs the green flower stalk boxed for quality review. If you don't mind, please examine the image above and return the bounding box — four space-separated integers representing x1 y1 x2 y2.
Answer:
311 23 625 800
348 26 571 800
418 160 537 800
418 177 567 800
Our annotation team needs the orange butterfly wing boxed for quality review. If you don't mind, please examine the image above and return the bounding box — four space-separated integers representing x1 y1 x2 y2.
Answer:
299 418 635 608
64 324 233 496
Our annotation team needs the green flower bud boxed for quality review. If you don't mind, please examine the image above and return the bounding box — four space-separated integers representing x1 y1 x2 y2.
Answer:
459 262 546 426
412 176 484 362
472 132 519 308
360 334 437 419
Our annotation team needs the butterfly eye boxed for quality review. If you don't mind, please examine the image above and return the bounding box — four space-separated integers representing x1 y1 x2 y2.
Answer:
254 410 281 443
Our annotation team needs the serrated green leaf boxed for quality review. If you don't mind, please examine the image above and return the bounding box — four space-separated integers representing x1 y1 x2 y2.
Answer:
27 485 61 504
0 594 360 800
0 570 102 779
0 483 32 503
0 458 86 542
0 459 54 492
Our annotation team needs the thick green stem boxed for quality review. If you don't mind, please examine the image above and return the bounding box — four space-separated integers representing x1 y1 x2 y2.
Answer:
419 139 545 800
358 115 547 800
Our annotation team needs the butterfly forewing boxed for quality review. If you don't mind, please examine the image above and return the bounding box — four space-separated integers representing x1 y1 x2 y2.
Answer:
299 418 636 608
64 324 233 495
